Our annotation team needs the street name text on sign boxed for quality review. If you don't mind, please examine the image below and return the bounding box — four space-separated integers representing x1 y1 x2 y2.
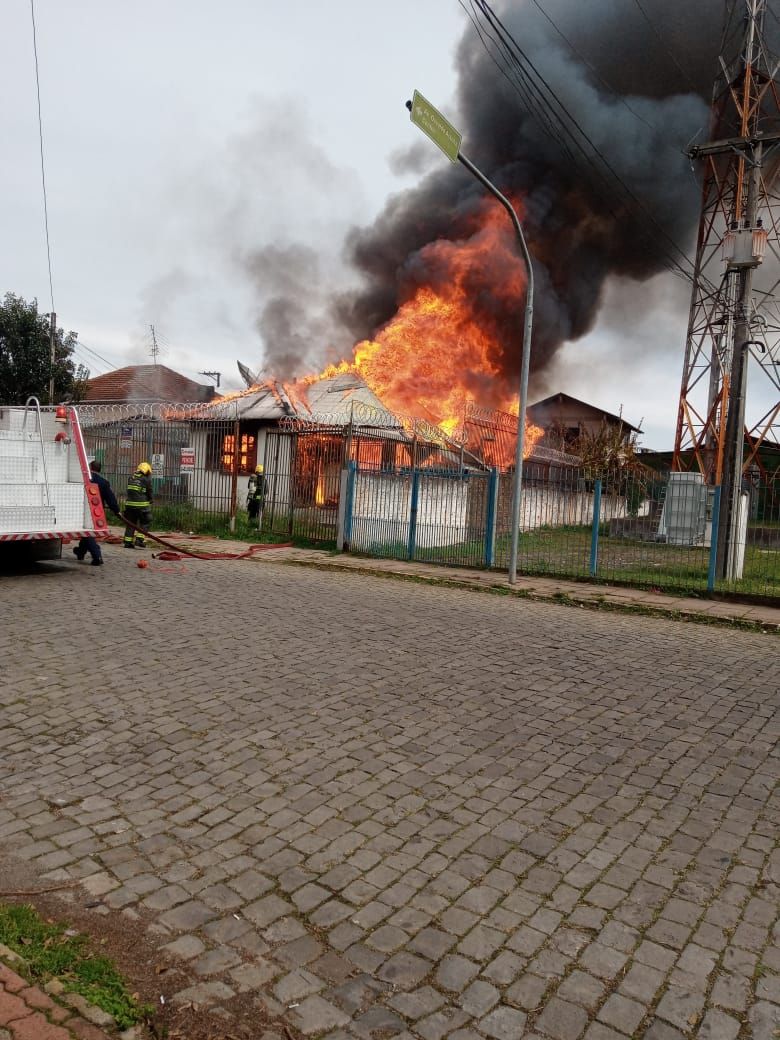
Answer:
410 90 461 163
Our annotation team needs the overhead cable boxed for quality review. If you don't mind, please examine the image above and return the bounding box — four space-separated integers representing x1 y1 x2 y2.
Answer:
29 0 54 312
466 0 704 288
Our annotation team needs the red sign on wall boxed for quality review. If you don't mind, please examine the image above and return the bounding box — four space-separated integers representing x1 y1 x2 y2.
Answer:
180 447 195 474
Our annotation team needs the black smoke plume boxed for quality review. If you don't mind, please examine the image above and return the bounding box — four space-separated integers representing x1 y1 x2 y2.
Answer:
336 0 723 390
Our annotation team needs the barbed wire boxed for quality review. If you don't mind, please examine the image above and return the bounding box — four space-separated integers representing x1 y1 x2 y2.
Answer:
463 402 520 428
75 400 241 425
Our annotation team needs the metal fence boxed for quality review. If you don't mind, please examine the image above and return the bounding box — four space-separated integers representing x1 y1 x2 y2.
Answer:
79 403 240 535
342 460 780 599
261 428 344 545
515 467 780 599
75 405 779 600
261 417 476 547
345 464 498 568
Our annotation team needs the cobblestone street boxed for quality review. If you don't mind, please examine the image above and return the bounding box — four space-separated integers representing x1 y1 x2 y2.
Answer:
0 550 778 1040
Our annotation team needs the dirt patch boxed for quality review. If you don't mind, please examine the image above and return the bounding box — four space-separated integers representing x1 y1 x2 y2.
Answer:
0 855 298 1040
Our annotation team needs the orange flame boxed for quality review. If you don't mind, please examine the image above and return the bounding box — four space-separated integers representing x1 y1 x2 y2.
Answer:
315 468 325 506
301 201 542 456
524 421 545 459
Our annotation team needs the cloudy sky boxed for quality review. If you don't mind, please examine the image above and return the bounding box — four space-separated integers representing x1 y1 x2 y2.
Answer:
1 0 754 449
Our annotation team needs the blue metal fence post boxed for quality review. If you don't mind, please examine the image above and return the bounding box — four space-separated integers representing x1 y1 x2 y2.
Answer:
707 485 721 592
343 460 357 549
589 479 602 577
484 468 499 567
407 469 420 560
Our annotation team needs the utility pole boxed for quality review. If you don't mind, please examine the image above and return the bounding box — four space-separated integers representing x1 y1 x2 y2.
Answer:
199 371 221 388
673 0 780 493
716 147 762 577
48 311 56 404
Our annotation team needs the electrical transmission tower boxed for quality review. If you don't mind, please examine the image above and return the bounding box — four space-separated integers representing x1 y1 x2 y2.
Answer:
673 0 780 575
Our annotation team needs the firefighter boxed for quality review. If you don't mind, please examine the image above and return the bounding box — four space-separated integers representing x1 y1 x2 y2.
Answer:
247 463 266 528
124 461 153 548
73 461 122 566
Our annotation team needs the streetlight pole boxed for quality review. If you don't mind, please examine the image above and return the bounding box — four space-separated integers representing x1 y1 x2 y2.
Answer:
405 94 534 584
454 154 534 585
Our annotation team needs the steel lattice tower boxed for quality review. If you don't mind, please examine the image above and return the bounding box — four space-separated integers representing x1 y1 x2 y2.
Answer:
673 0 780 485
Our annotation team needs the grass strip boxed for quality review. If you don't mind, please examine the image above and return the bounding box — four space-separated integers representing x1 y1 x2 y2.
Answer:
0 902 150 1029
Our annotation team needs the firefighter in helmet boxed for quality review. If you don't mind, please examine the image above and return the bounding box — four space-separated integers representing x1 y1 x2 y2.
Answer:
247 463 266 528
124 461 153 548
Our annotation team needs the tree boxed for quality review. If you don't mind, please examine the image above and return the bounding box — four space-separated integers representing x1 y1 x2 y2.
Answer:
0 293 85 404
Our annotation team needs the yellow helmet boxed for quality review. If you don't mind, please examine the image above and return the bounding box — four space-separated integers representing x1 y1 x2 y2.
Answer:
255 464 264 473
137 462 152 475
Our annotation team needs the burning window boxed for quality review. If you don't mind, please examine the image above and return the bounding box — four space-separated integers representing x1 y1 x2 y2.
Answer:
220 433 256 475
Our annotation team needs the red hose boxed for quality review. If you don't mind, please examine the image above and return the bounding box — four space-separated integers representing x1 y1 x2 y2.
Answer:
151 544 293 561
115 514 292 560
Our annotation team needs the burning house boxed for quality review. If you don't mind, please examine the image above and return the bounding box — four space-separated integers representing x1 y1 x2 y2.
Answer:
178 370 475 536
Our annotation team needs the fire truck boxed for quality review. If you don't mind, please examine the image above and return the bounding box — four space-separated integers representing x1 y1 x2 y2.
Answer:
0 398 109 561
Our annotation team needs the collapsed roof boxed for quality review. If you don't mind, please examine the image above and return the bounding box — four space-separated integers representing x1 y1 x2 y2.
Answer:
207 371 393 425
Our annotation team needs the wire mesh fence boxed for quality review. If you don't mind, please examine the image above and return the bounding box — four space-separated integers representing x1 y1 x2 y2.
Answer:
346 460 780 599
347 466 496 567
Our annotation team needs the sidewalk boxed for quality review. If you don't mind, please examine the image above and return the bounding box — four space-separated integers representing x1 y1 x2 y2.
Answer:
124 529 780 631
0 957 118 1040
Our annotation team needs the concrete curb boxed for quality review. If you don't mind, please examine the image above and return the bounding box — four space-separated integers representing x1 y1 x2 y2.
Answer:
256 553 780 633
104 528 780 633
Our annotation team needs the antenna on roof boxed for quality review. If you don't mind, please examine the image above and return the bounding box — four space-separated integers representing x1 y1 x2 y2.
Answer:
149 324 160 365
199 370 221 388
237 361 261 387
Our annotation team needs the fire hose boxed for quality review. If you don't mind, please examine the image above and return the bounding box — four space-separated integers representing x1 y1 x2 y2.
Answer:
112 512 292 561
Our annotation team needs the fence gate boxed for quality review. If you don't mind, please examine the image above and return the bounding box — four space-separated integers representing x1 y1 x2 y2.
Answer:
262 428 344 544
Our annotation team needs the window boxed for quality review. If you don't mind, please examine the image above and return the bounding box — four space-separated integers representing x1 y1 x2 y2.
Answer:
220 432 256 475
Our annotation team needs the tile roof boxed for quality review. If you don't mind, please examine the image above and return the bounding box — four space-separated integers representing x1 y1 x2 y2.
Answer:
84 365 217 403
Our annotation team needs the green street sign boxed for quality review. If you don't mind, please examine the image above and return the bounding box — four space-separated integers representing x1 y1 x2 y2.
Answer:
409 89 462 163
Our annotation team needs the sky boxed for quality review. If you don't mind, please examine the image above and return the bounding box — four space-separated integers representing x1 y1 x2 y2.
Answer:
0 0 750 450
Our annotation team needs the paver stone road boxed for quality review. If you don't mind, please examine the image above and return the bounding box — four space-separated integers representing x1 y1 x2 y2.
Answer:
0 554 777 1039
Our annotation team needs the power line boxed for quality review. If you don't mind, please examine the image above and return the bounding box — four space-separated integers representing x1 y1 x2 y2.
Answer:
526 0 667 139
466 0 703 288
77 340 117 371
630 0 701 95
459 0 586 174
29 0 54 313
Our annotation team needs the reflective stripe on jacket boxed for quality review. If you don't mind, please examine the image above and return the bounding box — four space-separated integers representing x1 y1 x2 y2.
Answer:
248 475 266 502
126 471 153 507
